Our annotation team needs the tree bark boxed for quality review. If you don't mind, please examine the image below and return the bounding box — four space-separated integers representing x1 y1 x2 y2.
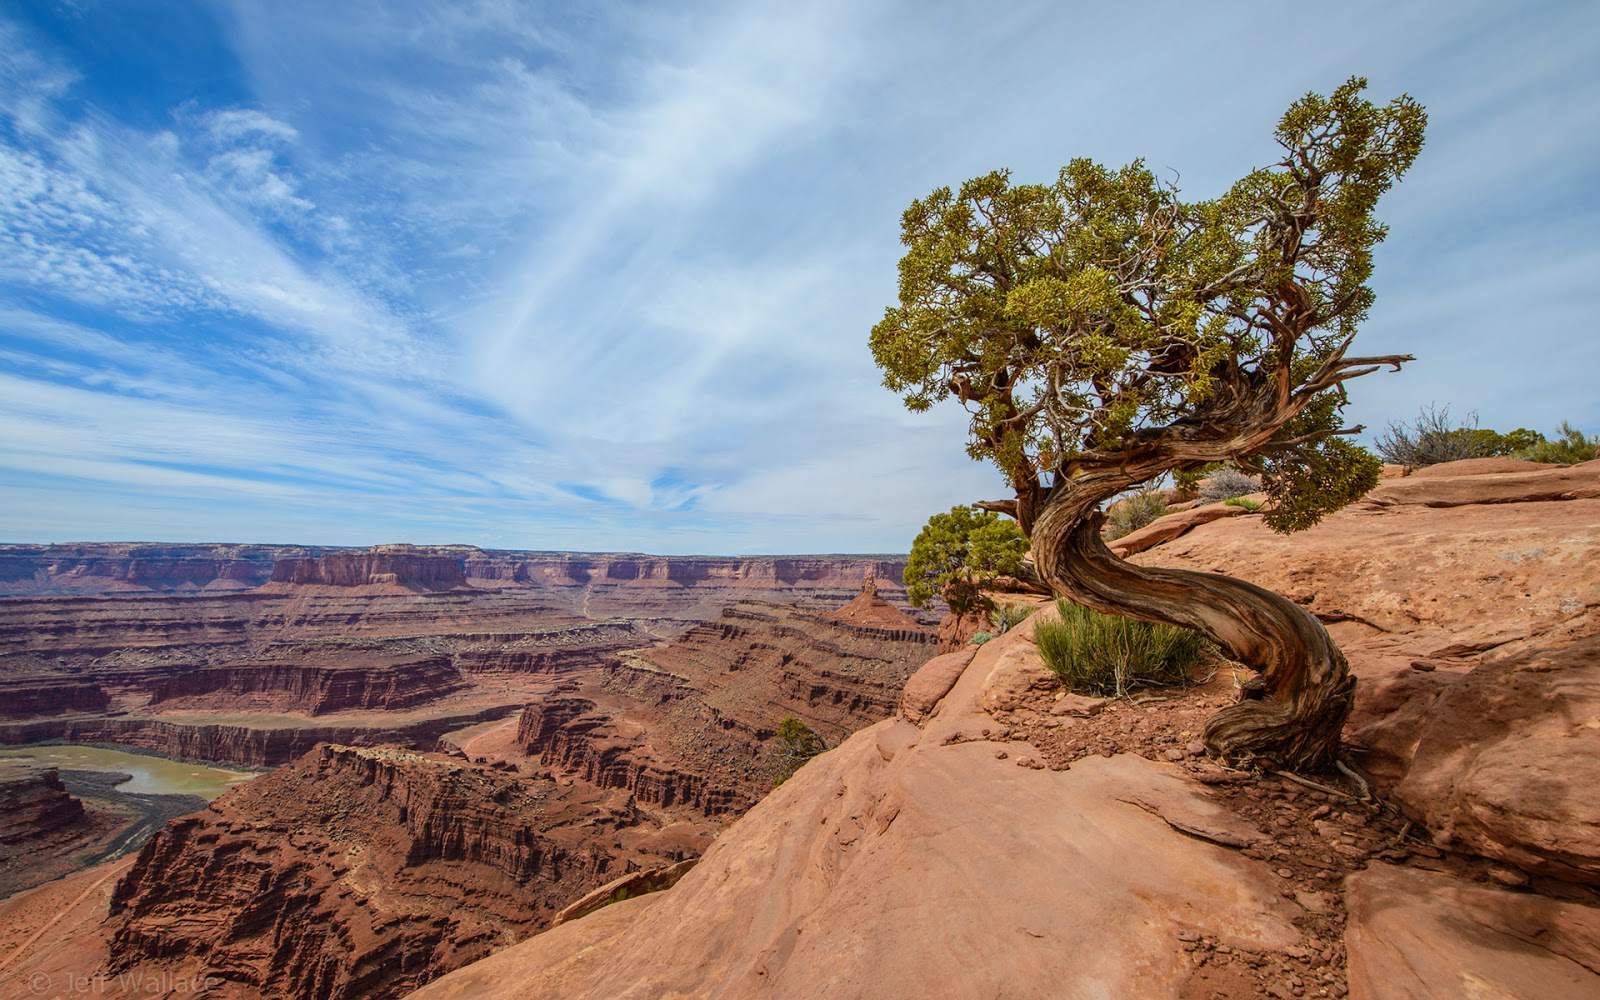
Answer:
1029 480 1354 772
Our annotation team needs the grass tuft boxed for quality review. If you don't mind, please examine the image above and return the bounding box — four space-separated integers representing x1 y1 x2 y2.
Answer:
1035 599 1206 697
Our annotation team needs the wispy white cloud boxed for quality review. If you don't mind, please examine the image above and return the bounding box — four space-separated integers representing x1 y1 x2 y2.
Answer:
1 0 1596 551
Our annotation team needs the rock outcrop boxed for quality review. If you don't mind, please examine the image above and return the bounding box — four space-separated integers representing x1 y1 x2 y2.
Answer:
267 545 469 591
106 744 682 1000
0 763 85 847
823 572 923 630
0 543 313 596
0 707 520 768
1345 864 1600 1000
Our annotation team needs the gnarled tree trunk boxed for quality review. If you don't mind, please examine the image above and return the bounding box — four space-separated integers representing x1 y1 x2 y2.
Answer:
1029 478 1354 772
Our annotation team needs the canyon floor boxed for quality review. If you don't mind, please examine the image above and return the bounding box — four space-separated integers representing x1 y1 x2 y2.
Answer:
3 461 1599 999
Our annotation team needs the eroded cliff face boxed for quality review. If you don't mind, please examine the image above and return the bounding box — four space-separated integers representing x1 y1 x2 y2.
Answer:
0 708 518 769
106 744 681 1000
0 674 109 718
0 543 322 596
0 764 85 847
515 600 936 815
149 655 469 715
267 547 469 591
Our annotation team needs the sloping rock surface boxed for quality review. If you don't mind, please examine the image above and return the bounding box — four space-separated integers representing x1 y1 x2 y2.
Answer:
1345 864 1600 999
409 630 1303 1000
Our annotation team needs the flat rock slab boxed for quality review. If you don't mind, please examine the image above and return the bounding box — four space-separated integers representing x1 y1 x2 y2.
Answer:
1364 458 1600 507
1345 863 1600 1000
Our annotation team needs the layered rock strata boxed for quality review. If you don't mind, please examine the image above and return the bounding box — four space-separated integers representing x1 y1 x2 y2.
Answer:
106 744 685 1000
0 675 109 718
150 655 469 715
517 599 936 816
0 763 85 847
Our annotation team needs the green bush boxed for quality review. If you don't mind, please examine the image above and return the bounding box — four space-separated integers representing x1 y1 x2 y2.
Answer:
1514 421 1598 465
1172 463 1222 500
970 630 994 646
1223 496 1264 512
1035 599 1206 697
1106 491 1169 539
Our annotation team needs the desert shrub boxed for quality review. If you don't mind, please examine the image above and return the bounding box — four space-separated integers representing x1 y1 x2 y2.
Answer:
770 717 827 786
1369 401 1542 467
1223 496 1264 512
1035 599 1207 697
1106 491 1169 539
970 630 994 646
1514 421 1599 465
993 603 1037 633
1198 466 1261 503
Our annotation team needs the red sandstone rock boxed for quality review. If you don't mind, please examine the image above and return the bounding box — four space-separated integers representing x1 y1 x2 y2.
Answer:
106 744 679 1000
825 573 926 631
1109 501 1247 557
149 654 468 715
1362 457 1600 507
0 674 109 718
1387 634 1600 884
0 763 85 848
1345 864 1600 999
898 648 975 725
268 545 469 590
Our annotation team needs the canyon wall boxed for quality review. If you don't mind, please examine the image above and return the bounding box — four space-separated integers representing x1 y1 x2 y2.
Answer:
107 744 669 1000
267 546 469 590
0 543 325 596
517 596 936 815
0 707 519 768
0 674 109 718
149 655 469 715
0 543 913 608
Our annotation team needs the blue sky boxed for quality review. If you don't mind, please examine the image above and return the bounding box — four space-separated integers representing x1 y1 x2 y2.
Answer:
1 0 1596 553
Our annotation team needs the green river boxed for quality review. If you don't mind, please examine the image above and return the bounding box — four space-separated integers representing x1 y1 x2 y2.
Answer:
0 744 256 800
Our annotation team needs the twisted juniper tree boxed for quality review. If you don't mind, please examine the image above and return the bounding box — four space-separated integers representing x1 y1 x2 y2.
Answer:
870 79 1425 771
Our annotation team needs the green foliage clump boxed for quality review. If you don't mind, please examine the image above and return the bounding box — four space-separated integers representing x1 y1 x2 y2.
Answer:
1106 491 1169 540
1223 496 1264 512
970 631 994 646
1514 422 1599 465
770 717 828 786
1035 599 1206 697
905 506 1028 614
